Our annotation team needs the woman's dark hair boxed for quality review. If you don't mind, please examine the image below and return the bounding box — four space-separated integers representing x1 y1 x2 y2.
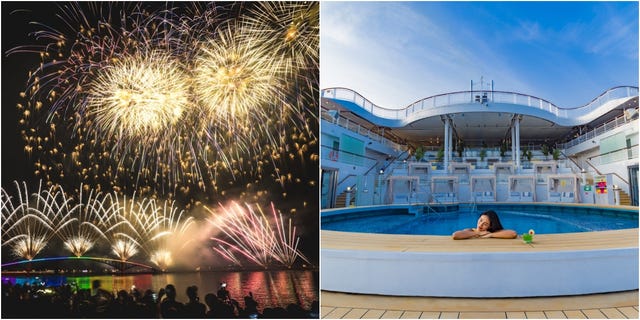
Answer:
481 210 504 232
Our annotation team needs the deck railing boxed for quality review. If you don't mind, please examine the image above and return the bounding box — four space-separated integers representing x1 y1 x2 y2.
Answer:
322 86 638 122
321 110 403 150
559 113 638 149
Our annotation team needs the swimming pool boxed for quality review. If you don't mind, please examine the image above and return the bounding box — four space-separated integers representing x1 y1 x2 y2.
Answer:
321 203 639 298
322 204 638 235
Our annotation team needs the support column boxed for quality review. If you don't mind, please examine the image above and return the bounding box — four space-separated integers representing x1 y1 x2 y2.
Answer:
447 118 453 171
511 128 515 162
515 116 521 170
444 119 450 172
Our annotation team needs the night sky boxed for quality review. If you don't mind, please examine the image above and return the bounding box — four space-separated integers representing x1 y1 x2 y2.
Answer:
1 2 319 267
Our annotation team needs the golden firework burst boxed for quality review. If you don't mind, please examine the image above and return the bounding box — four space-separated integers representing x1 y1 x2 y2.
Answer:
193 24 279 123
86 51 191 138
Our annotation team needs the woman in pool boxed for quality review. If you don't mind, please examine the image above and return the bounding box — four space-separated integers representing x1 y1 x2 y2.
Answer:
452 210 517 240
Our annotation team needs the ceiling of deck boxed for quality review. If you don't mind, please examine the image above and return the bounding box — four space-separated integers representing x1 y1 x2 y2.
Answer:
322 96 638 148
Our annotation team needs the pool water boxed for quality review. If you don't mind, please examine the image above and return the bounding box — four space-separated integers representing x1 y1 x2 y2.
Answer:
322 209 638 236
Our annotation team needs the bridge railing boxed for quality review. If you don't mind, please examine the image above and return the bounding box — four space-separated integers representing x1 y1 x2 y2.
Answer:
322 86 638 121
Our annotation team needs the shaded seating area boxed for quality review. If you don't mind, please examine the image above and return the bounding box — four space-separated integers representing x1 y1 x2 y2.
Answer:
387 176 420 204
451 163 471 184
507 176 535 202
535 162 557 184
431 176 458 203
548 175 579 203
471 176 495 202
495 164 514 185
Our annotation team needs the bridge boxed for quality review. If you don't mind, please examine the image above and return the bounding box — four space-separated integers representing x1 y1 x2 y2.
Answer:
1 256 156 272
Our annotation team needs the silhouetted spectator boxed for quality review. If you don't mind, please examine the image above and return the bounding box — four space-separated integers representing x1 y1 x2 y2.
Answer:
139 289 159 318
287 303 307 318
110 289 135 318
217 282 230 302
309 300 320 318
240 292 260 319
184 285 206 318
159 284 184 318
91 279 114 316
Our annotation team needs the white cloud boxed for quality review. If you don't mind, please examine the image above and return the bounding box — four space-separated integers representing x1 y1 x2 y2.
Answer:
321 2 638 108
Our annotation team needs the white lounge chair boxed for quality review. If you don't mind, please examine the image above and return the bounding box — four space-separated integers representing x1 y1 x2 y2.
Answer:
521 191 533 202
393 194 409 204
549 192 561 202
508 191 521 202
560 192 575 203
432 193 446 203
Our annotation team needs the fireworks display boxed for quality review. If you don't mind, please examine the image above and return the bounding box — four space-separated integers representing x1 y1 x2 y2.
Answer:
5 1 318 199
2 1 318 271
205 202 311 268
1 181 311 270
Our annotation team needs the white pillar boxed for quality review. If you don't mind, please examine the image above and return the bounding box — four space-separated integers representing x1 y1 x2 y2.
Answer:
511 127 516 162
444 119 450 172
515 117 521 169
448 118 453 171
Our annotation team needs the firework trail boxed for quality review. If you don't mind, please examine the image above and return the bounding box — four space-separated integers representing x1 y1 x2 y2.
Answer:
268 202 311 267
205 202 309 268
8 2 318 201
241 2 319 75
1 181 314 269
47 185 112 257
104 193 163 262
1 181 56 260
4 1 319 270
147 199 196 270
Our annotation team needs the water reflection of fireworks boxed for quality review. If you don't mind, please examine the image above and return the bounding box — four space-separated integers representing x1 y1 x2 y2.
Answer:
206 202 310 268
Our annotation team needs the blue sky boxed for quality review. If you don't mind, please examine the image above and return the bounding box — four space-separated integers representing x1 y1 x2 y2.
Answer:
321 1 639 108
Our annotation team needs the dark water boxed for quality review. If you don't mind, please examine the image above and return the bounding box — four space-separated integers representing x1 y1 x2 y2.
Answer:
2 269 319 309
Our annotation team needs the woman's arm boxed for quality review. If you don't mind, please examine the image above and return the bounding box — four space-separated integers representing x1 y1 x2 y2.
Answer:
481 229 517 239
452 228 489 240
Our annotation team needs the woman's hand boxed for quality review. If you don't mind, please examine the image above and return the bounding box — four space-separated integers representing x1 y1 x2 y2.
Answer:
472 229 490 237
480 232 493 238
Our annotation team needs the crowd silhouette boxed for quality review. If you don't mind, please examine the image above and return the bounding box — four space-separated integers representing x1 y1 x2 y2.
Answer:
2 280 319 319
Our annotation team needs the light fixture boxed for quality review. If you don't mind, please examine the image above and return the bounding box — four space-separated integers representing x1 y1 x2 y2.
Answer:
379 169 384 175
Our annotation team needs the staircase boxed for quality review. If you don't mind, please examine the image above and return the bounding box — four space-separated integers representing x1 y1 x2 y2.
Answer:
619 190 631 206
335 191 354 208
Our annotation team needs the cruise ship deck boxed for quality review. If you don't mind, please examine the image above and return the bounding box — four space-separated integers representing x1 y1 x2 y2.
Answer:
320 85 639 316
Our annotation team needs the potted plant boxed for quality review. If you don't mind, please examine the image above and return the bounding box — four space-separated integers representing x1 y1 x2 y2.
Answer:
552 148 561 161
414 146 425 162
521 147 528 161
479 148 486 162
436 147 444 163
499 142 507 159
457 141 464 158
541 144 550 160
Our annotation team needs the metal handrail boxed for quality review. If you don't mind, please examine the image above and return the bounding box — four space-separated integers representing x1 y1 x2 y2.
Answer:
582 144 637 188
321 111 404 150
559 113 638 149
584 159 630 188
322 86 638 122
